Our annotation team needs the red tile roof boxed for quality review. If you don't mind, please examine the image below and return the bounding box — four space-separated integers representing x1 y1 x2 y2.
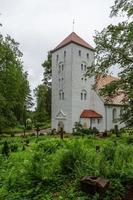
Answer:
96 74 125 105
80 110 102 118
104 92 125 105
96 74 119 90
52 32 94 52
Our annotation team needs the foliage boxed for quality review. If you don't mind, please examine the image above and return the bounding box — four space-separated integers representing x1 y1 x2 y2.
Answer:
1 141 10 157
86 0 133 126
73 123 99 136
110 0 133 17
34 84 51 123
26 118 32 130
42 51 52 86
59 140 88 175
126 135 133 144
0 32 32 133
33 51 52 124
0 133 132 199
82 127 99 135
74 121 83 132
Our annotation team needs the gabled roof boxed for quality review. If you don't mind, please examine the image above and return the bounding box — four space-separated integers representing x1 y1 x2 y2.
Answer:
80 110 102 118
52 32 94 52
96 74 125 105
104 92 125 105
96 74 119 90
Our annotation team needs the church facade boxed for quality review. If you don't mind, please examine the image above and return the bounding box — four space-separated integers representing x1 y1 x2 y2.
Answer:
51 32 125 133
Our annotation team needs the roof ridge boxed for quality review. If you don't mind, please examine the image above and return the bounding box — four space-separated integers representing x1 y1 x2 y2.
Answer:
52 32 94 52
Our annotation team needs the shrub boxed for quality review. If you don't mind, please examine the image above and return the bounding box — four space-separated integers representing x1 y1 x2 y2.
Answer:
103 131 107 137
82 127 99 135
74 127 99 136
82 128 91 135
109 129 115 134
59 140 88 175
1 141 10 157
104 179 125 200
10 143 18 152
102 143 116 162
31 133 36 136
113 144 133 178
119 128 126 134
127 135 133 144
74 121 83 132
73 132 83 136
26 124 32 130
10 132 15 137
0 135 132 200
35 139 63 154
92 127 99 135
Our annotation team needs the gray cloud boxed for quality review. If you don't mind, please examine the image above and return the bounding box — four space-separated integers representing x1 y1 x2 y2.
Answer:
0 0 121 105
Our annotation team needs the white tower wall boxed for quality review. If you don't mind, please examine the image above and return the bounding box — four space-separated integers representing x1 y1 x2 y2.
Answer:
52 42 95 133
52 44 73 132
71 43 95 129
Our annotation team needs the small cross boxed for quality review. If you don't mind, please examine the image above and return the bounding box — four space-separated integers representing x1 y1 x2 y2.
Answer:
72 19 75 32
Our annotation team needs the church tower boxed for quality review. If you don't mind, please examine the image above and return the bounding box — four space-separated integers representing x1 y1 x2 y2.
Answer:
51 32 94 133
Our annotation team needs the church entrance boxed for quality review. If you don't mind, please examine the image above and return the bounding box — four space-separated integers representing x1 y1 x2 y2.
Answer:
58 121 64 132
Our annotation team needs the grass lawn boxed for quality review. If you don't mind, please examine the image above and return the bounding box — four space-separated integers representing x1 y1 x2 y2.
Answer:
0 133 133 200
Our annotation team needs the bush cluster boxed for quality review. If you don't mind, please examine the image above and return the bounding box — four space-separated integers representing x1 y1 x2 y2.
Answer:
74 127 99 136
0 135 132 200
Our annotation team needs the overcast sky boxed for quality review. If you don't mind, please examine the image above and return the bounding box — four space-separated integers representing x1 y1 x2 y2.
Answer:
0 0 120 94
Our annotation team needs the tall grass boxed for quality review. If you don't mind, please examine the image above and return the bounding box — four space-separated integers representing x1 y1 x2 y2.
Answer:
0 136 132 199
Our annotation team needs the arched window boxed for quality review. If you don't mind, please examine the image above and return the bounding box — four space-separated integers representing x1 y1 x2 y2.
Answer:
59 65 61 73
59 90 64 100
84 64 87 71
84 92 87 100
81 93 83 100
56 54 59 61
81 90 87 100
112 108 117 121
62 64 64 71
62 78 64 85
81 64 83 71
62 92 64 100
58 62 64 73
59 92 61 100
64 50 66 58
81 62 87 71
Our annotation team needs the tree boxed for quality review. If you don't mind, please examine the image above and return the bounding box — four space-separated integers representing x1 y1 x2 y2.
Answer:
34 84 51 123
42 51 52 86
0 32 32 132
87 0 133 126
34 52 52 125
42 52 52 118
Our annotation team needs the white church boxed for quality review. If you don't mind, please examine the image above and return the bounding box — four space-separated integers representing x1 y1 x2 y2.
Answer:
51 32 125 133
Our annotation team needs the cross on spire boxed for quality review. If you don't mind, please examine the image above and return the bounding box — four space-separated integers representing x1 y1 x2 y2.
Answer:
72 19 75 32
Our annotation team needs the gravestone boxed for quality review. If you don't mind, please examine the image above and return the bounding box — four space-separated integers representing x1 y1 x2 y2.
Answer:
80 176 109 199
60 127 64 139
114 125 119 137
